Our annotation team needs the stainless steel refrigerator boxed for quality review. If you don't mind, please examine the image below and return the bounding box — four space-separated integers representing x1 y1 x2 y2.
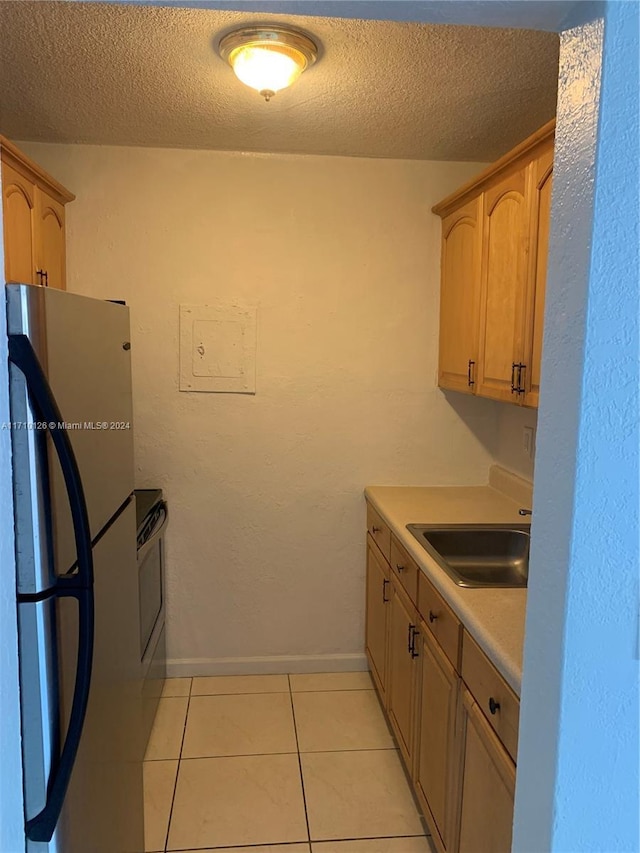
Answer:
7 283 144 853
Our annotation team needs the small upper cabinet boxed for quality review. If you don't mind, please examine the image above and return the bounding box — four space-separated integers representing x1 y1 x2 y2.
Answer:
35 187 67 290
476 164 531 403
2 160 37 285
438 197 482 394
433 120 554 409
1 136 74 290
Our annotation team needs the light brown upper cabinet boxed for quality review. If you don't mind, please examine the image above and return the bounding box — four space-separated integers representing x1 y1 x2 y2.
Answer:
1 136 74 290
433 120 555 408
523 140 554 407
476 164 531 402
438 197 482 393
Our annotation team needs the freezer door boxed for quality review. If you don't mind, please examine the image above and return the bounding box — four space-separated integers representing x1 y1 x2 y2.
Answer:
7 284 134 582
56 499 144 853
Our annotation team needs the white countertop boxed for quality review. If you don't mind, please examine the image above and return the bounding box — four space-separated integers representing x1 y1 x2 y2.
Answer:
364 471 532 696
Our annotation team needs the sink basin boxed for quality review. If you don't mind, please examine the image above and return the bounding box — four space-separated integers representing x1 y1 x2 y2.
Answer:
406 524 530 588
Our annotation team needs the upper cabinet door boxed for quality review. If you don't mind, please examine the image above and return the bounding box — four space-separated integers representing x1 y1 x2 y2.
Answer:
35 187 66 290
438 197 482 394
523 143 553 408
476 165 531 403
2 161 36 284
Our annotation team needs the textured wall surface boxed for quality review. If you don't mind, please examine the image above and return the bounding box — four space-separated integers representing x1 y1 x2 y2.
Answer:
514 4 640 850
22 141 501 673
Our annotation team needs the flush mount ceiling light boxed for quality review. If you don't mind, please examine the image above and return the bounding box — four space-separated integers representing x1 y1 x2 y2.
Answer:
218 26 318 102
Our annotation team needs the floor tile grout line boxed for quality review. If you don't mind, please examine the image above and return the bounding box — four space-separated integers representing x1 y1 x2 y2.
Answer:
288 673 312 847
164 843 312 852
163 688 192 853
187 690 293 698
147 745 400 763
162 836 431 853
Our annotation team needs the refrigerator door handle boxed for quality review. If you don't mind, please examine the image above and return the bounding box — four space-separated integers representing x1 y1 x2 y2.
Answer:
9 333 96 843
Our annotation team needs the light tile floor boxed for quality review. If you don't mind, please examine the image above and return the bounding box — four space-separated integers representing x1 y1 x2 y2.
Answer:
144 672 436 853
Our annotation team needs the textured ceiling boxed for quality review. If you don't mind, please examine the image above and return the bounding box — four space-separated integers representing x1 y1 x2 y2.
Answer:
0 2 559 161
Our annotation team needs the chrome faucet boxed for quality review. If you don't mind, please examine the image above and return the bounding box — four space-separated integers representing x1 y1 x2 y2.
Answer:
518 508 533 516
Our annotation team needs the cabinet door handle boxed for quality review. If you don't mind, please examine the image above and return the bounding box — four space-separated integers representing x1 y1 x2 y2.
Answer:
489 697 501 715
410 628 420 658
467 359 475 387
396 563 405 573
428 610 437 624
382 579 389 603
407 623 414 652
511 362 526 395
517 363 526 394
36 269 46 286
372 525 381 534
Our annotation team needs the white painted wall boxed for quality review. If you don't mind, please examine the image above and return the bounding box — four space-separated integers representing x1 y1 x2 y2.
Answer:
494 405 538 483
21 142 500 674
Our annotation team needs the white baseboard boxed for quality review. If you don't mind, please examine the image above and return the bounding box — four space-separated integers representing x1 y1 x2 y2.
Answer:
166 652 368 678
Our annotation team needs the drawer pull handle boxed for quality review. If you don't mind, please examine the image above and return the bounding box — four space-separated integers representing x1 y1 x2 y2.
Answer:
372 525 381 534
428 610 437 623
396 563 405 573
489 697 500 715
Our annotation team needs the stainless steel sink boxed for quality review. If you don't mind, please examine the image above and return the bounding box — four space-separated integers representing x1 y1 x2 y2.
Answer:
406 524 531 588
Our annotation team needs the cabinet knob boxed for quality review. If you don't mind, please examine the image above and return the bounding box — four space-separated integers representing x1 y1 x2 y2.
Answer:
489 697 501 715
428 610 437 623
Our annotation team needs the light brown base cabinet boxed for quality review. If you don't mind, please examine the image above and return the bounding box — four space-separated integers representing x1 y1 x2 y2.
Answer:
415 624 459 853
1 135 74 290
366 535 390 701
387 575 420 769
456 688 516 853
364 501 521 853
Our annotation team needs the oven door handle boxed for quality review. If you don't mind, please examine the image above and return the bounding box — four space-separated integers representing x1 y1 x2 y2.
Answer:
137 503 168 562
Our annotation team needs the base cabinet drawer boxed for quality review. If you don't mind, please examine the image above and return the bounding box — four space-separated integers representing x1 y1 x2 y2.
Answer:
367 504 391 561
419 572 462 670
390 535 419 603
456 688 516 853
461 631 519 762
